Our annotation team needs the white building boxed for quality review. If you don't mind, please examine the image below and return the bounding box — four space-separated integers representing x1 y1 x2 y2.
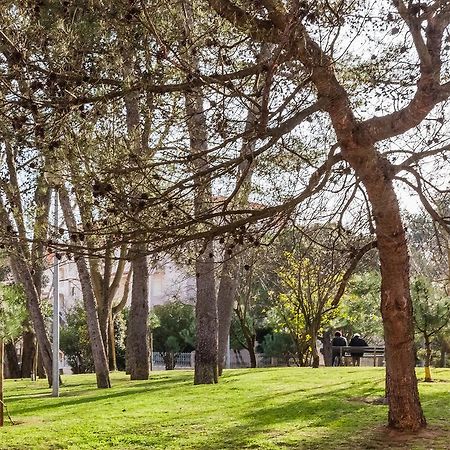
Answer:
43 256 196 316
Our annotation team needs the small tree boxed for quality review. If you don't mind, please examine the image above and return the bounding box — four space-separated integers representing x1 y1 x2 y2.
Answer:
0 283 27 426
60 305 94 374
412 278 450 382
152 301 195 370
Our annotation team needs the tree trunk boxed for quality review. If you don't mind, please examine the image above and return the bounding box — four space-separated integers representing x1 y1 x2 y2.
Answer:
20 329 35 378
10 258 53 386
322 330 333 367
310 328 320 368
194 242 218 384
359 170 426 431
74 254 111 388
424 336 432 382
59 187 110 388
164 352 176 370
439 346 446 368
108 312 117 371
248 336 257 368
217 258 238 375
127 249 149 380
37 348 46 379
0 339 4 427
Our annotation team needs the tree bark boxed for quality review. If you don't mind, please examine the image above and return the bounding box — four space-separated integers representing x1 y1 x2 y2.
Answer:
9 258 53 386
20 329 35 378
0 339 3 427
424 335 432 382
217 259 238 375
5 342 20 379
310 328 320 369
59 187 111 388
194 241 218 384
126 248 150 380
108 311 117 371
358 169 426 430
322 330 333 367
183 2 218 384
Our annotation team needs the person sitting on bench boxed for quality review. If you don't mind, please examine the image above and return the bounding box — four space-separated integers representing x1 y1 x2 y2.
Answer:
332 331 347 366
349 333 368 366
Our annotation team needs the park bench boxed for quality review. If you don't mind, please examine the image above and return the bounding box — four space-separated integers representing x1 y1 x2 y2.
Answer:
332 346 385 366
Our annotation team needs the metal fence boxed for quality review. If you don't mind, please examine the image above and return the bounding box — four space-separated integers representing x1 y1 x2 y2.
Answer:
151 352 193 369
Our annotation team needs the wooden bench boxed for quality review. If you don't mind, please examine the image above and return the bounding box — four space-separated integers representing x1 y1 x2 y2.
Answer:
332 346 385 366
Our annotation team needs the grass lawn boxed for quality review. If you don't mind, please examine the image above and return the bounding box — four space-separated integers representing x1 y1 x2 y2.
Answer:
0 367 449 449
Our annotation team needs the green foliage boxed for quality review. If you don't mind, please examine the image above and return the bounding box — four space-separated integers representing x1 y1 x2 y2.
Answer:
412 277 450 370
260 333 296 365
332 271 383 342
114 310 128 371
0 283 27 341
60 305 94 374
412 278 450 336
152 301 195 369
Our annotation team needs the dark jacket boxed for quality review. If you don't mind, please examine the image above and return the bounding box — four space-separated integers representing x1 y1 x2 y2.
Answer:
331 336 347 347
349 336 368 356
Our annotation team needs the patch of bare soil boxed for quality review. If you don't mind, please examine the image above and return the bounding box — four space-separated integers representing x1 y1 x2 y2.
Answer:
347 396 388 405
358 425 450 449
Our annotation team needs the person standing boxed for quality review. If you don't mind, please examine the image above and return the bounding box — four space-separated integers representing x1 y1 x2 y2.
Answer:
349 333 368 366
331 331 348 366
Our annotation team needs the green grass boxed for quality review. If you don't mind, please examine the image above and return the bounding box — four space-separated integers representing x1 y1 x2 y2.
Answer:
1 368 449 449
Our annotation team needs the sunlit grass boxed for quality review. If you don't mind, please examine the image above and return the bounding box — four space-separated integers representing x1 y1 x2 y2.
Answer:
1 367 449 449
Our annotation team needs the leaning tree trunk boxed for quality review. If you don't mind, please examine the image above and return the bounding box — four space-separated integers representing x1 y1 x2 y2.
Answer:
194 241 218 384
59 187 110 388
10 258 53 386
20 329 35 378
127 248 149 380
358 165 426 431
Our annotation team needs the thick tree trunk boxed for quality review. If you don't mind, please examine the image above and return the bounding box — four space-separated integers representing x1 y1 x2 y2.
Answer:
183 0 218 385
360 173 426 431
127 249 149 380
20 329 35 378
194 242 218 384
59 187 110 388
217 258 238 375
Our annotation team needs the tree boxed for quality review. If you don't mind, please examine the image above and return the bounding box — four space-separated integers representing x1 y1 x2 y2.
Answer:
412 278 450 382
152 301 195 370
0 283 27 426
2 0 450 431
202 0 450 430
60 305 95 375
333 272 384 343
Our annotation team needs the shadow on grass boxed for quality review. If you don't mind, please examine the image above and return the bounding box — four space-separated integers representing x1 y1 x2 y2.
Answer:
5 375 191 415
